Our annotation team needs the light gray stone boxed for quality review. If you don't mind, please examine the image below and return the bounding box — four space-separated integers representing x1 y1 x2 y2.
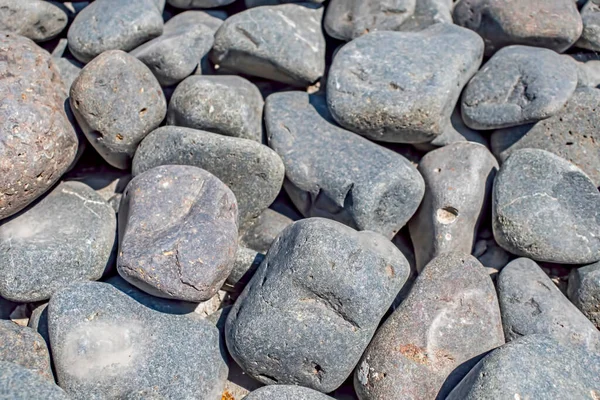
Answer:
0 1 68 42
577 0 600 51
568 261 600 329
243 385 333 399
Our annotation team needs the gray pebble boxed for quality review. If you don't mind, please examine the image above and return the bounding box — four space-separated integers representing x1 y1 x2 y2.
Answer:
52 57 82 92
446 335 600 400
132 126 284 225
131 11 223 87
118 165 238 302
167 0 236 8
48 281 227 399
0 181 115 302
266 92 424 238
243 385 333 400
0 33 78 221
0 1 68 42
568 260 600 329
490 88 600 187
27 303 50 349
453 0 583 56
70 50 166 169
167 75 263 142
67 0 164 63
498 258 600 352
355 253 504 400
577 0 600 51
492 149 600 264
226 218 410 392
239 208 293 254
462 45 578 130
0 361 69 400
0 321 52 380
397 0 453 32
572 57 600 88
211 4 326 87
326 24 483 143
409 143 498 271
224 246 265 293
245 0 324 7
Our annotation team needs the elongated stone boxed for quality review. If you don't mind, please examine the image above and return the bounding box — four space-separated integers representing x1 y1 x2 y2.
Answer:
0 1 68 42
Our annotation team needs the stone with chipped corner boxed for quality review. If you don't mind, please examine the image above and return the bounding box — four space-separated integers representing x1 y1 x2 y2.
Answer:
0 1 68 42
243 385 333 399
567 260 600 330
0 361 69 400
0 320 53 380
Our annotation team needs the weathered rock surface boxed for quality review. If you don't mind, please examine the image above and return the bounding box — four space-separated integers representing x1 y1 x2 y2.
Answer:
577 0 600 51
243 385 333 399
0 361 69 400
239 209 293 254
0 1 68 42
0 321 52 380
568 260 600 329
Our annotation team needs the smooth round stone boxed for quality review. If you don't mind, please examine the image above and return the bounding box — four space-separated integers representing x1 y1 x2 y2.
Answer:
453 0 583 56
243 385 333 400
132 126 284 225
492 149 600 264
131 11 223 87
355 253 504 400
211 4 326 87
498 258 600 352
409 143 498 271
226 218 410 393
118 165 238 302
266 92 424 238
0 33 78 221
0 181 115 302
48 281 227 399
0 1 68 42
167 0 236 8
70 50 166 169
446 335 600 400
239 209 293 254
327 24 483 143
490 88 600 187
0 321 52 380
324 0 417 41
568 261 600 329
0 361 69 400
577 1 600 51
67 0 164 63
245 0 324 6
167 76 263 142
462 45 578 130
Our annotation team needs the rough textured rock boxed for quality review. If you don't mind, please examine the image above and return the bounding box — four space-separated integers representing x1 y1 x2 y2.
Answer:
67 0 164 63
239 209 293 254
70 50 166 169
498 258 600 352
0 33 78 220
131 11 222 86
492 149 600 264
572 57 600 88
446 335 600 400
0 361 69 400
118 165 238 302
0 1 68 42
324 0 417 41
577 0 600 51
453 0 583 56
327 24 483 143
133 126 284 225
0 181 115 302
461 45 578 130
243 385 333 400
52 57 82 92
266 92 424 238
167 75 263 142
211 4 326 86
355 253 504 400
409 143 498 271
568 261 600 329
167 0 236 8
226 218 410 393
0 321 52 380
223 246 265 293
490 88 600 187
48 281 227 399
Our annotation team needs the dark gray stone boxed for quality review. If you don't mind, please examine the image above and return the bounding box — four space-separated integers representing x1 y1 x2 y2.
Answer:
226 218 410 393
577 1 600 51
453 0 583 56
211 4 326 87
446 335 600 400
492 149 600 264
568 261 600 329
224 246 265 293
48 281 227 399
408 143 498 271
239 208 293 254
462 45 578 130
132 126 284 225
0 181 116 302
70 50 166 170
0 1 68 42
324 0 417 41
490 88 600 187
0 297 18 320
167 75 263 142
243 385 333 400
326 24 483 143
266 92 424 238
118 165 238 302
131 11 223 87
0 361 69 400
167 0 236 8
245 0 325 7
67 0 164 63
355 253 504 400
0 33 78 221
0 321 52 380
27 303 50 349
498 258 600 352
